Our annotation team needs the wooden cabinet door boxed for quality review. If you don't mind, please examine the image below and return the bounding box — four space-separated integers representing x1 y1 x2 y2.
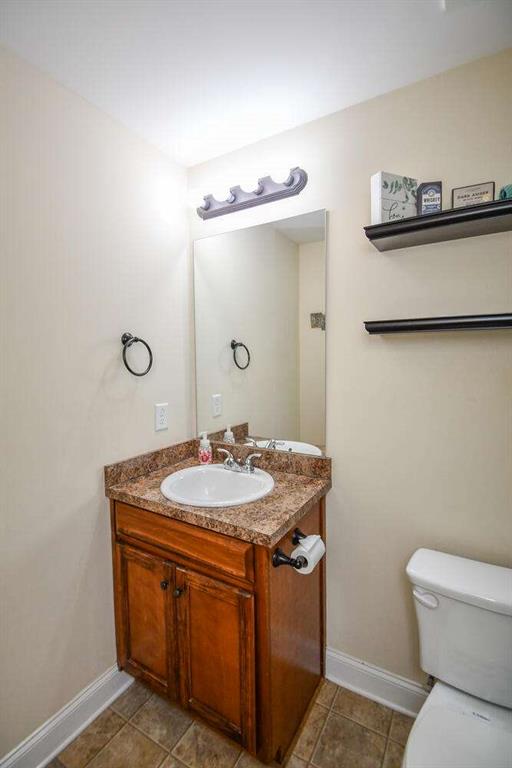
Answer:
118 544 177 698
175 567 255 751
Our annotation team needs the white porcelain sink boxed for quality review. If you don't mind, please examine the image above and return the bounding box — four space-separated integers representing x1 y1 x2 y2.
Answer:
249 439 322 457
160 464 274 508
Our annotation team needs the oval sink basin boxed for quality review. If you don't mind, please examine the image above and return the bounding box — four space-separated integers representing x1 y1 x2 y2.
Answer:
160 464 274 508
249 440 322 456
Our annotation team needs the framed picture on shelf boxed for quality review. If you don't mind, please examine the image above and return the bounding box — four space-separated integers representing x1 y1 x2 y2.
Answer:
451 181 495 209
417 181 442 215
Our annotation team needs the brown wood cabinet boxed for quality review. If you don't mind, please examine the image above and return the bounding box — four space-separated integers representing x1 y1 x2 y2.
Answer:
176 567 255 747
117 545 177 698
110 498 325 763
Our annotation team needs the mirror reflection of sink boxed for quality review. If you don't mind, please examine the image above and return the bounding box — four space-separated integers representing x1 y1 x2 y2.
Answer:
194 211 327 460
248 440 322 457
160 464 274 508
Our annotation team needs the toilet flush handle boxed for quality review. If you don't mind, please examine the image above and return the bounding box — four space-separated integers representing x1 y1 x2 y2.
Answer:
413 588 439 609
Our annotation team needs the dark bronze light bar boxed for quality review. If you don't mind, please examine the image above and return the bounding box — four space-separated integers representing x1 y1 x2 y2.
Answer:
364 313 512 334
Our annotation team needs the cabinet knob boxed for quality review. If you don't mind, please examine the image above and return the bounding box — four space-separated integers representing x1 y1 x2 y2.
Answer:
173 587 185 598
160 580 169 590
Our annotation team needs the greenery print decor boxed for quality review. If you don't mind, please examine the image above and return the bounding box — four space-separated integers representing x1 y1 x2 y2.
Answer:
371 172 418 223
382 176 417 203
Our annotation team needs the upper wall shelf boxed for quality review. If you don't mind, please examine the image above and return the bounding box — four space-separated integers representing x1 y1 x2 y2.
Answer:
364 199 512 252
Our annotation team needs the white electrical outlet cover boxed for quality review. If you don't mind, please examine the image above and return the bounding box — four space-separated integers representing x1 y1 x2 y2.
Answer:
155 403 168 431
211 393 222 418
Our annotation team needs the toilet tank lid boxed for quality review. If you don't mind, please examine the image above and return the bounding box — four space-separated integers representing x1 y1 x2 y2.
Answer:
406 549 512 616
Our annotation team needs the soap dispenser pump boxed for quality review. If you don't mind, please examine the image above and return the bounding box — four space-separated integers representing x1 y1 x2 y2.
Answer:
223 425 235 445
198 432 212 464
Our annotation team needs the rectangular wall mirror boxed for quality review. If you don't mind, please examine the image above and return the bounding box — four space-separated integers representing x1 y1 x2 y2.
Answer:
194 209 326 456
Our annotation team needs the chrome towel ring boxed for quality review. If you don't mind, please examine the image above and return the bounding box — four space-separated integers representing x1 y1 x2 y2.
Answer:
231 339 250 370
121 332 153 376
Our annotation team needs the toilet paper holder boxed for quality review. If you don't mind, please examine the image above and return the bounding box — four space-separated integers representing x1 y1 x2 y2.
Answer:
272 528 307 569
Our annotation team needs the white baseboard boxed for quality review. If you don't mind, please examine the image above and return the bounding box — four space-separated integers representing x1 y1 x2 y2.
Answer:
0 666 133 768
326 647 428 717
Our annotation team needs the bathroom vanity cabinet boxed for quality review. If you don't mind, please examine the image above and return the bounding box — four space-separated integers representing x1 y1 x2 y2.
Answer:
110 497 326 764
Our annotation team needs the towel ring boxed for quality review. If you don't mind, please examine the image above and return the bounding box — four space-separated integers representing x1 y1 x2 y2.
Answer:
231 339 250 370
121 332 153 376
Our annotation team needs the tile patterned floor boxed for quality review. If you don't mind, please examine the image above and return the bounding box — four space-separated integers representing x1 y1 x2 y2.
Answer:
47 678 414 768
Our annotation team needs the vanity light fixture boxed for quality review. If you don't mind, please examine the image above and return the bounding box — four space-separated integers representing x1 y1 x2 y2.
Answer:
196 167 308 219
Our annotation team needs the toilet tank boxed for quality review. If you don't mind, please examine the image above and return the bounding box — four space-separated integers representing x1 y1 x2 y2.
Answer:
407 549 512 708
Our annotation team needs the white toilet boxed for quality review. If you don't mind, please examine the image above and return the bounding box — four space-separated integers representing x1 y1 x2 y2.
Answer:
405 548 512 768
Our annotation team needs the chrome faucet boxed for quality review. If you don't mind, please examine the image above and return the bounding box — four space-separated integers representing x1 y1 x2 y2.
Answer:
245 436 258 446
217 448 262 474
243 453 262 474
217 448 243 472
265 438 285 450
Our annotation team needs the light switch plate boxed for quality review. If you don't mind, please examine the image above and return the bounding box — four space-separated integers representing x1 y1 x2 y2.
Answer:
211 393 222 418
155 403 168 431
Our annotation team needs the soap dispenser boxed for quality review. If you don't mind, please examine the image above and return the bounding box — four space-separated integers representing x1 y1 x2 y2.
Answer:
223 425 235 445
198 432 212 464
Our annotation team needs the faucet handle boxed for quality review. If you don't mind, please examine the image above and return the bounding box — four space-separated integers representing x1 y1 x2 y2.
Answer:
244 453 262 473
217 448 237 469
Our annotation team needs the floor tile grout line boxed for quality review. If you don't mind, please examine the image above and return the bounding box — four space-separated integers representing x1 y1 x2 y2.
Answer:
123 691 202 761
56 707 127 768
386 709 394 739
77 719 133 768
75 713 124 768
294 684 337 766
315 710 390 768
332 687 394 725
112 694 151 722
126 717 175 752
289 685 334 763
233 752 247 768
305 706 331 768
380 738 387 768
169 720 212 767
329 708 391 740
70 715 177 768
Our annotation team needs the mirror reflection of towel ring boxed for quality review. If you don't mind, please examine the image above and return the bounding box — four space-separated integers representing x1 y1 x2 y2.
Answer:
231 339 250 370
121 332 153 376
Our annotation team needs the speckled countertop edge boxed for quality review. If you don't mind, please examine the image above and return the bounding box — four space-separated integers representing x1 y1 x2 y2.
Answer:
106 449 331 547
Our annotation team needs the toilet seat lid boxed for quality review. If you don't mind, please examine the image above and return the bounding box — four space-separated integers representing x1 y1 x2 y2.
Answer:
404 705 512 768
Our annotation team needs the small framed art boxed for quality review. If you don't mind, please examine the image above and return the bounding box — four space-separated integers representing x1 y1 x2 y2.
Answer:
451 181 495 209
417 182 442 215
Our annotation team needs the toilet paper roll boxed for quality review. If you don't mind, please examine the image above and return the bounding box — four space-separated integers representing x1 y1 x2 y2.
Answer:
291 534 326 575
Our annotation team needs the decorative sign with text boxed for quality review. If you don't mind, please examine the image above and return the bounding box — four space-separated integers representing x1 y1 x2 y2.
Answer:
417 182 442 215
452 181 495 209
371 172 418 224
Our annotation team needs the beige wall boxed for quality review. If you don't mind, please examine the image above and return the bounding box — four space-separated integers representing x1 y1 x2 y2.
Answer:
189 49 512 683
194 225 299 438
0 46 191 755
298 241 326 446
2 43 511 758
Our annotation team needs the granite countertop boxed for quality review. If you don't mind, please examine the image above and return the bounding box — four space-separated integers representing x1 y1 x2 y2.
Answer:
105 440 331 547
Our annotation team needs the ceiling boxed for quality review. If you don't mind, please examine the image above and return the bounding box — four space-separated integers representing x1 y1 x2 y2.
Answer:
1 0 511 167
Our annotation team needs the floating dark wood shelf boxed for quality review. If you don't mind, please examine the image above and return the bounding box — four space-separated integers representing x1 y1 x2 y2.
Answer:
364 313 512 335
364 199 512 252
